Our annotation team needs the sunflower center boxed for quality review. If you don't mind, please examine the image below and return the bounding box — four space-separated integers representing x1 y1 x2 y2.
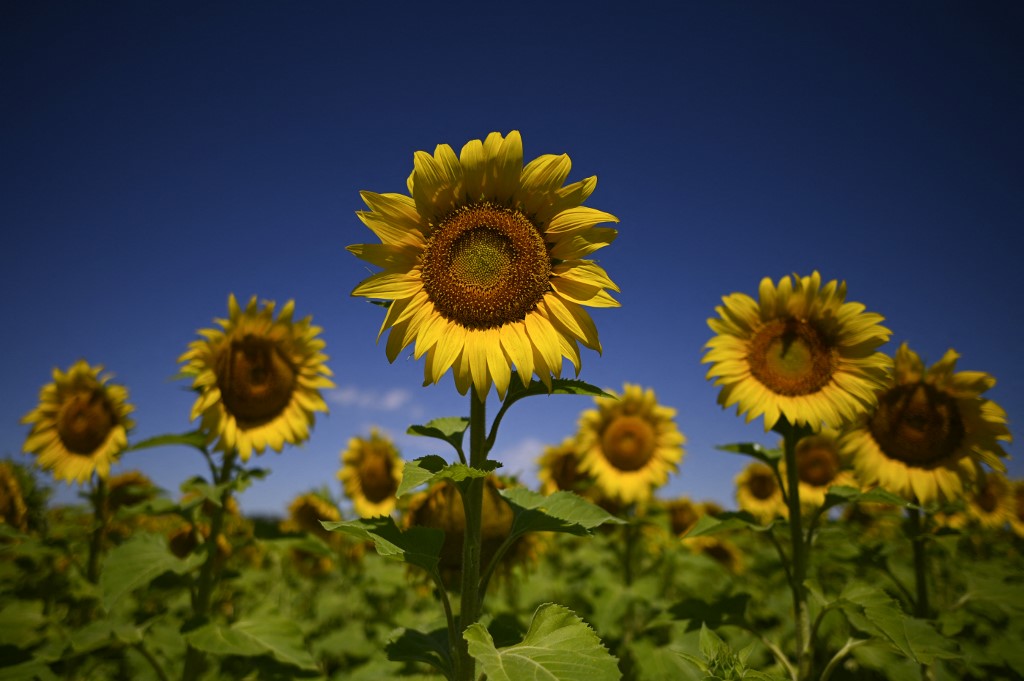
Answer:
422 202 551 330
747 318 835 396
216 334 296 427
669 502 700 535
748 468 778 500
57 390 115 455
796 437 840 487
601 415 657 472
359 452 397 503
975 482 998 514
868 383 964 467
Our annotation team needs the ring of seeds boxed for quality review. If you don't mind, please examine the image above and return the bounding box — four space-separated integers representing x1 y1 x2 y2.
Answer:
422 202 550 330
747 318 837 396
216 334 296 427
869 383 964 466
57 390 115 454
601 415 657 471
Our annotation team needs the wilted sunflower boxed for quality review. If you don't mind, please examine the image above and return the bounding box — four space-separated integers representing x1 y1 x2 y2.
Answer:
338 429 403 517
179 295 334 461
349 130 620 400
704 272 891 430
784 428 860 509
577 384 684 506
536 437 595 497
735 462 786 524
963 471 1013 530
840 343 1011 505
22 360 135 485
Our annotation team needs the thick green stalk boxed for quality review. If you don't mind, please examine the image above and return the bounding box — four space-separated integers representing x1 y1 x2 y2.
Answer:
86 477 108 584
181 451 236 681
908 507 931 618
781 422 812 681
455 388 487 681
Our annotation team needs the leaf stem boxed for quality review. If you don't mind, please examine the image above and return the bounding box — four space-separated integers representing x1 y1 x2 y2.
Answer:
819 638 866 681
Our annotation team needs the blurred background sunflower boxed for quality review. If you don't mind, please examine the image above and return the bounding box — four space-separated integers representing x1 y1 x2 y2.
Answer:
338 429 403 518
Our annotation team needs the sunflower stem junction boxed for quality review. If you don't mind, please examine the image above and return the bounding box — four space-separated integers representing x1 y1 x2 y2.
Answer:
780 420 813 681
455 388 488 681
182 449 237 681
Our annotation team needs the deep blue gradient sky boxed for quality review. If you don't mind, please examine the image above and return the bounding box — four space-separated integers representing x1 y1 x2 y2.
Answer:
3 2 1022 516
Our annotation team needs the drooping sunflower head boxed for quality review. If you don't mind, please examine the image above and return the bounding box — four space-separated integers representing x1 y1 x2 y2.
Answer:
784 427 860 509
577 384 685 506
349 131 620 400
704 272 892 431
106 471 159 513
839 342 1012 506
21 360 135 485
735 462 786 524
281 490 342 540
536 437 595 497
338 429 403 518
179 295 334 462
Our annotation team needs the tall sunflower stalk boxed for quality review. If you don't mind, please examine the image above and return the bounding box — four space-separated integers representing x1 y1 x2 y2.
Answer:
349 131 621 681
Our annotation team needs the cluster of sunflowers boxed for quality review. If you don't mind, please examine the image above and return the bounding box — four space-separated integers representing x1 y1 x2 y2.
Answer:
6 130 1020 681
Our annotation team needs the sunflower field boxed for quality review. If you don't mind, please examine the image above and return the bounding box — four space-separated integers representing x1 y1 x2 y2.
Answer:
3 131 1022 681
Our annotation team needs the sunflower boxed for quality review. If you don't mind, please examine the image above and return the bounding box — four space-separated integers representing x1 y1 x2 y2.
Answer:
839 342 1011 506
179 295 334 461
349 131 620 400
281 490 342 540
536 437 595 497
338 429 403 517
735 462 786 523
963 470 1013 530
1009 479 1024 540
21 360 135 485
685 536 745 574
106 471 158 513
783 427 860 509
0 461 29 532
577 384 684 506
704 272 891 431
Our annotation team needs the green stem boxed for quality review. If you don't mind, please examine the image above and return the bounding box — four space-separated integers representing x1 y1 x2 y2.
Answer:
455 387 487 681
820 638 866 681
781 421 812 681
908 507 931 618
181 450 237 681
86 476 109 584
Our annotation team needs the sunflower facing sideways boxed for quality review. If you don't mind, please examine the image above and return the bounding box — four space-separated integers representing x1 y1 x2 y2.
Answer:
840 342 1011 506
338 429 403 518
179 295 334 461
735 462 786 524
704 272 891 431
577 384 685 506
349 131 620 400
22 360 135 485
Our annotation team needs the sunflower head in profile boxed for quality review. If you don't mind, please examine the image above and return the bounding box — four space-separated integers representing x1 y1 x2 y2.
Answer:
280 490 342 541
179 295 334 462
338 429 403 518
735 462 786 524
106 471 159 513
21 360 135 485
349 131 620 400
536 438 595 497
577 384 685 506
783 427 860 510
704 272 892 431
962 470 1013 530
0 461 30 532
839 343 1011 506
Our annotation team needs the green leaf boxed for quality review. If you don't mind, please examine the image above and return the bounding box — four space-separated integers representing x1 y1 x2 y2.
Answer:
126 430 209 452
0 660 60 681
465 602 620 681
505 373 615 403
395 456 500 497
407 417 470 454
715 442 782 466
385 627 453 679
321 516 443 574
101 533 203 611
821 485 914 512
0 601 47 649
684 511 772 538
670 594 751 632
184 618 318 671
501 488 625 538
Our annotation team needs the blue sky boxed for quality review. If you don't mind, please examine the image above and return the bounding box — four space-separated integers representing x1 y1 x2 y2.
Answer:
3 2 1021 516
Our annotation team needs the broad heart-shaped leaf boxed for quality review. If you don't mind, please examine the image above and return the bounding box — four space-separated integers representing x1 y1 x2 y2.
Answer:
126 430 209 452
385 626 453 679
465 602 620 681
836 583 959 664
396 456 501 497
184 617 318 671
715 442 782 466
321 516 444 574
101 532 203 611
685 511 772 538
407 417 470 455
501 488 625 538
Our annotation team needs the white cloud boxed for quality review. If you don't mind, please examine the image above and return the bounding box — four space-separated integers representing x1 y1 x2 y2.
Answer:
327 385 414 411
